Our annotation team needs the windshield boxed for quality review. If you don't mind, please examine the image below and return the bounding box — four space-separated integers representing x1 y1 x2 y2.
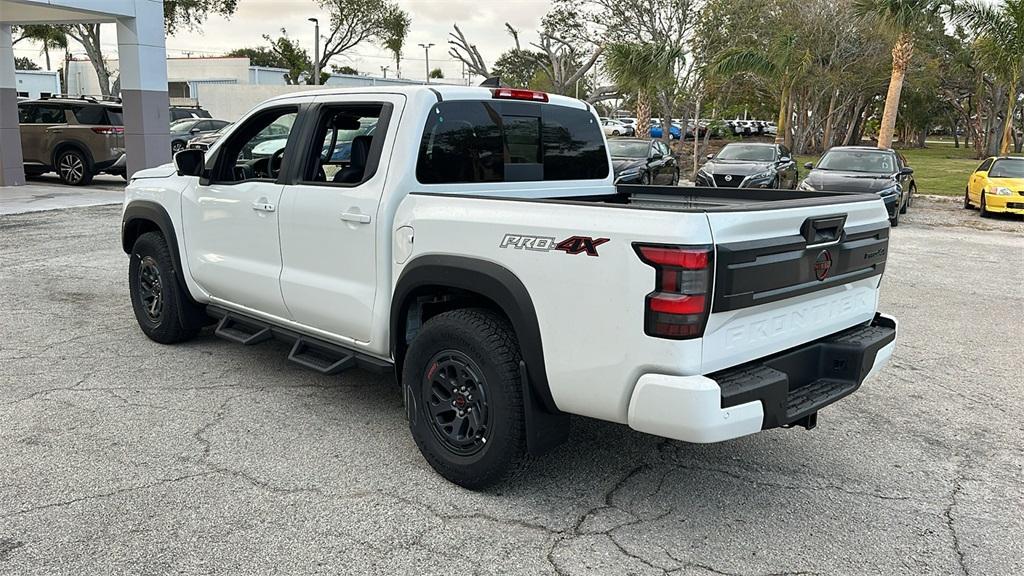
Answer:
608 140 650 158
989 159 1024 178
716 144 775 162
817 150 896 173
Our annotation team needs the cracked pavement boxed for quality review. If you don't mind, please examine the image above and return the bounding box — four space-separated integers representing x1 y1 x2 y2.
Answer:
1 200 1022 575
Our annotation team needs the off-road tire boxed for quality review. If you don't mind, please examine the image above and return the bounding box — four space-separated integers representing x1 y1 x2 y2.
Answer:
128 232 202 344
404 308 529 489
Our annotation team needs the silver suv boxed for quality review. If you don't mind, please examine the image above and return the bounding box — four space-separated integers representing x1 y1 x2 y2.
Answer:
17 96 126 185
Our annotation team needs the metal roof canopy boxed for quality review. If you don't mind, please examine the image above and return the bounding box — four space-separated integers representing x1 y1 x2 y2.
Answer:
0 0 136 24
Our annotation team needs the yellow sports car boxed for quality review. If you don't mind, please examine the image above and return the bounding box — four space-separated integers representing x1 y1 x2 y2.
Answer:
964 156 1024 216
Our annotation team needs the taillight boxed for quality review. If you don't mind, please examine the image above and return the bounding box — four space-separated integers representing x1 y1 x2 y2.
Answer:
491 88 549 102
634 243 713 339
91 127 124 134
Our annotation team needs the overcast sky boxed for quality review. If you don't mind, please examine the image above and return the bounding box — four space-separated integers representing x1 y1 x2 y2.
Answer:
12 0 555 82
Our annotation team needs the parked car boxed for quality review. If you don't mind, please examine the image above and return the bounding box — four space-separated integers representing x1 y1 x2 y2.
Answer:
800 146 915 226
170 118 231 153
187 123 232 151
169 106 212 122
650 121 682 140
601 118 633 137
17 96 126 185
609 138 679 185
963 156 1024 217
122 85 896 488
695 142 799 189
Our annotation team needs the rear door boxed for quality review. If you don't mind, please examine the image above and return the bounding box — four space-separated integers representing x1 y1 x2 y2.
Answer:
701 199 890 372
19 103 66 166
277 94 403 343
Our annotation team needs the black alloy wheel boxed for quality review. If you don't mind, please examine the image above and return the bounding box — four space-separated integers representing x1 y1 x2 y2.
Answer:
423 350 491 457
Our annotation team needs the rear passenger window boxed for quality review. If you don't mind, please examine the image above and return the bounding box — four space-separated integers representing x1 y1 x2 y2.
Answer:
416 101 608 184
22 105 64 124
17 105 35 123
70 105 113 125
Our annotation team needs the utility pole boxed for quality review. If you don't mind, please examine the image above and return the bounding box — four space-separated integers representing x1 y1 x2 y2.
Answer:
308 18 320 85
418 43 435 84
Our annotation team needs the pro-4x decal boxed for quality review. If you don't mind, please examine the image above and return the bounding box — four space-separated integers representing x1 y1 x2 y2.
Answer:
500 234 610 257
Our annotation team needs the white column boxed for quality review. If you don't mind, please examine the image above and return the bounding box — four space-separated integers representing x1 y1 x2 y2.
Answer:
0 24 26 186
116 0 170 177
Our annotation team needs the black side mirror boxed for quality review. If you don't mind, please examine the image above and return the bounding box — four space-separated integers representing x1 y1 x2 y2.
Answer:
804 162 814 170
175 148 205 177
649 152 663 162
900 166 914 176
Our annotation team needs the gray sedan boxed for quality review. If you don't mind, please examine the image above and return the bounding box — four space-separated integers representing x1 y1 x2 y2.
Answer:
170 118 230 153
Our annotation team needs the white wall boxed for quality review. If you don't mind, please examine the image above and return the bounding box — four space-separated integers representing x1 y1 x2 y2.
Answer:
194 84 326 120
67 56 250 95
14 70 60 98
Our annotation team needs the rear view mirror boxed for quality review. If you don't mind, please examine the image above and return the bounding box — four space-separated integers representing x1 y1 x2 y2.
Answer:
175 148 205 177
331 114 362 130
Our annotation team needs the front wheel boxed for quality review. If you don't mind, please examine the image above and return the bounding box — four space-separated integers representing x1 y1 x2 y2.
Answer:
171 140 186 153
671 169 680 186
403 309 529 489
889 206 900 227
964 187 973 209
128 232 202 344
980 192 991 218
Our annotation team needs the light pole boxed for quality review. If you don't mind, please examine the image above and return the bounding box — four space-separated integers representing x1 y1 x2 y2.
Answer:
418 43 435 84
308 18 320 85
380 65 389 79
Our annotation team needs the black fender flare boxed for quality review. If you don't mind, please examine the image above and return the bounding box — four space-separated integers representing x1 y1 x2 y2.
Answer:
391 255 557 414
122 200 207 329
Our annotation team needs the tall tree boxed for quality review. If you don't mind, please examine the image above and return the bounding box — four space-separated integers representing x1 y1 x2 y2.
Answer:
164 0 239 35
852 0 942 148
379 6 411 77
316 0 404 74
605 42 682 140
14 25 67 71
15 57 40 71
715 32 812 146
952 0 1024 155
263 30 314 85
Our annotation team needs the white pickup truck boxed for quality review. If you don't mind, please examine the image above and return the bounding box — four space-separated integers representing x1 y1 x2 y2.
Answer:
122 86 897 488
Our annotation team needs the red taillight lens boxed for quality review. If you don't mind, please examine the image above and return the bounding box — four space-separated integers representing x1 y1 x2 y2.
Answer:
91 127 124 134
491 88 549 102
635 244 713 340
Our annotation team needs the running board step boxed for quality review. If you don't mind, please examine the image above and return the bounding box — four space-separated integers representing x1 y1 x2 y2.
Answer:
215 314 272 345
287 338 357 375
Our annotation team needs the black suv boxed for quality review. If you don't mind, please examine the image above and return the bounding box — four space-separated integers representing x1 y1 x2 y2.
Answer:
18 96 126 185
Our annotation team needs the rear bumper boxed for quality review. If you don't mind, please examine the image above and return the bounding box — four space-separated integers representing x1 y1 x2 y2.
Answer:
99 153 127 174
627 313 897 443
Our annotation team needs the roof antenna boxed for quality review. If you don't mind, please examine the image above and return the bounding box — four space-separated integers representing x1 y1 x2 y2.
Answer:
479 76 502 88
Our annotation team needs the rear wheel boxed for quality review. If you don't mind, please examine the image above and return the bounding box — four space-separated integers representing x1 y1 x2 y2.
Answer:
404 309 529 489
56 149 93 186
128 232 202 344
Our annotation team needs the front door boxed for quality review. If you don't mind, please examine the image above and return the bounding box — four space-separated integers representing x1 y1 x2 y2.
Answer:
969 158 993 203
278 95 403 344
180 105 300 319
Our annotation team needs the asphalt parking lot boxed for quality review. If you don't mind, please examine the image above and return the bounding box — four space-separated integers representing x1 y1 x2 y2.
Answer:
1 199 1021 575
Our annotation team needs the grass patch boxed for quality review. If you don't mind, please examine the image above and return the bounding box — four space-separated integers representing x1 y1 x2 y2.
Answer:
797 143 1022 197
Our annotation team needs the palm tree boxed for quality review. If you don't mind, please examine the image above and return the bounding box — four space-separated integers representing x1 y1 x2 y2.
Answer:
714 33 810 147
380 8 411 78
14 25 67 71
952 0 1024 155
852 0 941 149
605 43 681 141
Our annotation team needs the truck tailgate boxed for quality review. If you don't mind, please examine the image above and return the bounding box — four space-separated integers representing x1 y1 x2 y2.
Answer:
701 198 889 373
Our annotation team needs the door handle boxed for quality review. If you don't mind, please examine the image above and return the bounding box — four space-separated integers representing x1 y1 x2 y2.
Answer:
340 212 371 224
252 201 276 213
